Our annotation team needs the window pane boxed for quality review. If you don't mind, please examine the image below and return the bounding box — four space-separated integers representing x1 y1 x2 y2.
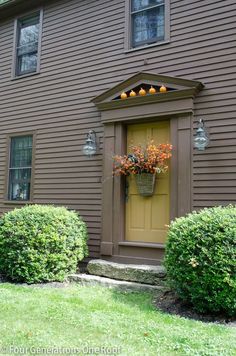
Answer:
132 6 164 46
17 53 38 74
132 0 164 12
19 24 39 46
20 13 40 28
17 42 38 56
9 168 31 201
10 136 33 168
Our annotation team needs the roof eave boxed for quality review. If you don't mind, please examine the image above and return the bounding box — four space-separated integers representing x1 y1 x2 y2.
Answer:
0 0 45 20
0 0 23 10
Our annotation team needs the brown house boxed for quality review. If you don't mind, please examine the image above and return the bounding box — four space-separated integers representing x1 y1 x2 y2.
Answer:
0 0 235 265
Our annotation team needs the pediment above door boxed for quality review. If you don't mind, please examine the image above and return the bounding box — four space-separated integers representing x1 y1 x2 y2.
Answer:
92 72 204 114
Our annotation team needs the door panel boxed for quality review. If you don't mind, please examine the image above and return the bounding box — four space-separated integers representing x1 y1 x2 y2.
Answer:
126 121 170 244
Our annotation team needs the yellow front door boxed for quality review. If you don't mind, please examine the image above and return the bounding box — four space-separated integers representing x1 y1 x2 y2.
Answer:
126 121 170 244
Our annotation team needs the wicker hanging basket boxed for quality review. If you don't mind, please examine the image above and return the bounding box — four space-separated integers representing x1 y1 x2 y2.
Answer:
135 173 156 197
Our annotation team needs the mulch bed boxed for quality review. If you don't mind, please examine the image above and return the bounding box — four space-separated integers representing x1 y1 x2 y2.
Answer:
155 290 236 327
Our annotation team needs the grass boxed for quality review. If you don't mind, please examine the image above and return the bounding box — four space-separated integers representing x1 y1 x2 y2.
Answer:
0 283 235 356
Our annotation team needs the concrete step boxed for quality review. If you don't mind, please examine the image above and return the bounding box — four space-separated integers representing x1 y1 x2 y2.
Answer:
87 259 166 286
68 273 166 294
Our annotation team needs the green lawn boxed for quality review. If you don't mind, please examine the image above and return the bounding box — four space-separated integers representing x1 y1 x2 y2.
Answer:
0 283 235 356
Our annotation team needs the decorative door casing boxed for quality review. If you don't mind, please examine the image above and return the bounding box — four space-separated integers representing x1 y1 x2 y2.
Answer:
100 114 192 264
92 72 203 264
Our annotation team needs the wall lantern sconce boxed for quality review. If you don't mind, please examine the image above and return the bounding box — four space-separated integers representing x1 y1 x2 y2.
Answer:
194 119 209 151
83 130 97 157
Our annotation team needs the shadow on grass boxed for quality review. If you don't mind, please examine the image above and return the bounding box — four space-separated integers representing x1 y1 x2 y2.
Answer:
109 286 236 326
109 287 158 313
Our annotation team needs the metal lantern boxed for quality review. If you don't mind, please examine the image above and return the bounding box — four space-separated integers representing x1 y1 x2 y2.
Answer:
83 130 97 157
194 119 209 151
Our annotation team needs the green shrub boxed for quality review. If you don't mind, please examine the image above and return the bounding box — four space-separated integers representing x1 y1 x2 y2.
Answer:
0 205 88 283
164 205 236 316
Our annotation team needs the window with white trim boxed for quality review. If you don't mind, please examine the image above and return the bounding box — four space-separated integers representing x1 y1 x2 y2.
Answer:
131 0 165 48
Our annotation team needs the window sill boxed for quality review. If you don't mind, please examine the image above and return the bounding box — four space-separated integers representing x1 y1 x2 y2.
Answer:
3 200 33 205
124 40 170 54
11 71 40 81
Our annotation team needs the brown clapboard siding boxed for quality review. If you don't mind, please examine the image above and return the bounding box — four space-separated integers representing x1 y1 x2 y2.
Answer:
1 46 236 88
171 0 227 9
196 181 236 187
0 0 236 259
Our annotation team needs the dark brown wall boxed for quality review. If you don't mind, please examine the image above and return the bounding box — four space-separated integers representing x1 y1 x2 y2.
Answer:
0 0 236 257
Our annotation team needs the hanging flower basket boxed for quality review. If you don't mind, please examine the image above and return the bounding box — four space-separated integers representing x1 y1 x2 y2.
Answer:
135 173 156 197
113 141 172 197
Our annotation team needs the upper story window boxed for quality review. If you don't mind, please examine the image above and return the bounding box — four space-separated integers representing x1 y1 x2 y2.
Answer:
8 135 33 201
131 0 166 48
14 10 43 77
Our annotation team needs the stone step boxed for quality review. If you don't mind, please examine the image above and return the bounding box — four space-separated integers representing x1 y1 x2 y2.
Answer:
68 273 166 294
87 259 166 286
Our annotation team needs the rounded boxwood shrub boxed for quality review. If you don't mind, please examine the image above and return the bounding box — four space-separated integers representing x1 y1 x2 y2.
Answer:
0 205 88 283
164 205 236 316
